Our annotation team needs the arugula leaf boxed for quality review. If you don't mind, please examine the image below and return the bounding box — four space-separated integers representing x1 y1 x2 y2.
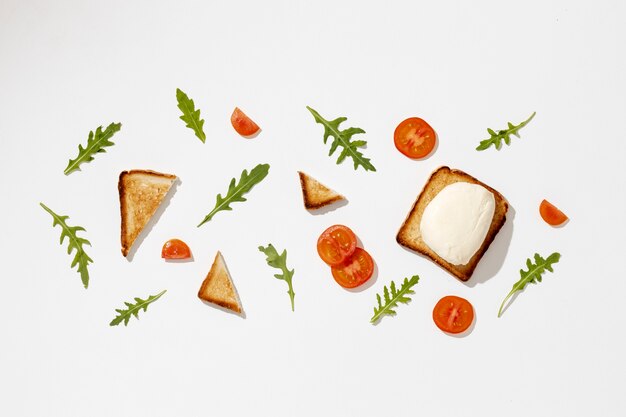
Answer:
40 202 93 289
109 290 167 326
498 252 561 317
371 275 419 324
197 163 270 227
176 88 206 143
306 106 376 172
64 122 122 175
476 112 536 151
258 244 296 311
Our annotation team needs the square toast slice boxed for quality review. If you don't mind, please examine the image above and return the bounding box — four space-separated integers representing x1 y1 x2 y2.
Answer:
396 166 508 281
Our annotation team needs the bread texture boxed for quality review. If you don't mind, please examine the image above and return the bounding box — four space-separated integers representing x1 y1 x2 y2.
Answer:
118 169 177 257
298 171 345 210
198 251 242 313
396 166 508 281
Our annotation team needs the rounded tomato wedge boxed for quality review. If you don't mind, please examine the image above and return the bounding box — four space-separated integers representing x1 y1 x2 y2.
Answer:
539 199 568 226
331 248 374 288
394 117 437 159
231 107 260 136
433 295 474 334
317 225 357 266
161 239 191 259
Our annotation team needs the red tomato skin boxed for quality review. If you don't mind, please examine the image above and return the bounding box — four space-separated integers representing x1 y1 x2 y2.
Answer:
539 199 568 226
161 239 192 259
316 225 358 266
432 295 474 334
331 248 375 288
230 107 260 136
394 117 437 159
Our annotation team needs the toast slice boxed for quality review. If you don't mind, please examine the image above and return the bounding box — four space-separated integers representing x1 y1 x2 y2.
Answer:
198 251 242 313
396 166 508 281
298 171 345 210
118 169 177 257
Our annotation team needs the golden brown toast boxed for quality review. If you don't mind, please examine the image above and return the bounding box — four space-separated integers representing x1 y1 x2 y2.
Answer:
298 171 345 210
198 252 242 313
396 166 508 281
118 169 177 257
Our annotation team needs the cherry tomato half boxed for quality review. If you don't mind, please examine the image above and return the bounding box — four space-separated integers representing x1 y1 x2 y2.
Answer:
433 296 474 334
161 239 192 259
539 199 568 226
317 225 358 266
394 117 437 159
230 107 260 136
331 248 374 288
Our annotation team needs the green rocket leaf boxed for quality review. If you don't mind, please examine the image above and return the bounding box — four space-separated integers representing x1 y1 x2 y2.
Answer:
40 202 93 289
498 252 561 317
476 112 536 151
258 244 296 311
109 290 167 326
306 106 376 172
371 275 420 324
64 122 122 175
176 88 206 142
198 163 270 226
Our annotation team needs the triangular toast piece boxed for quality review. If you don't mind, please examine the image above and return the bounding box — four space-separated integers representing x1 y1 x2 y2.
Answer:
198 252 242 313
118 169 177 257
298 171 345 210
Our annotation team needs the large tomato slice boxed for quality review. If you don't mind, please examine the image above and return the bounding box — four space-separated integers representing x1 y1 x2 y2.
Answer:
231 107 260 136
161 239 191 259
331 248 374 288
432 295 474 334
317 225 357 266
394 117 437 159
539 199 568 226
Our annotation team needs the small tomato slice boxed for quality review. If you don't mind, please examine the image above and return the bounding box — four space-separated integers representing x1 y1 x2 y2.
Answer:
230 107 260 136
317 225 358 266
331 248 374 288
433 296 474 334
161 239 191 259
394 117 437 159
539 199 568 226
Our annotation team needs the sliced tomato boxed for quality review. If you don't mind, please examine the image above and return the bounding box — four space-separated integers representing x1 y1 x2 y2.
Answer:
161 239 191 259
539 199 568 226
230 107 260 136
331 248 374 288
394 117 437 159
317 225 357 266
433 296 474 334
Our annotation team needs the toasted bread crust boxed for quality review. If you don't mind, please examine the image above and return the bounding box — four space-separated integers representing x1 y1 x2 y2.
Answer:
298 171 345 210
119 169 177 257
396 166 508 281
198 251 242 313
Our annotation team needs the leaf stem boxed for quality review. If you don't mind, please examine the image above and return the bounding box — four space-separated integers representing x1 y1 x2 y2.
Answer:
287 283 295 312
498 290 515 318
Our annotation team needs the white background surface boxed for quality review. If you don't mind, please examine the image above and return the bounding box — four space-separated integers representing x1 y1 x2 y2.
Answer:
1 1 625 416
